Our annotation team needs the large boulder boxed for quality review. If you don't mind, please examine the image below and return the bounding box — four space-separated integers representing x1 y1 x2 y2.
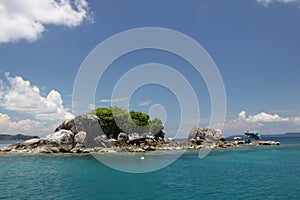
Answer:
73 114 102 133
128 133 140 141
23 138 41 145
203 128 224 141
46 129 74 145
55 119 76 133
74 114 107 148
55 114 108 148
55 114 103 134
117 133 129 142
188 127 206 140
188 127 224 142
74 131 87 144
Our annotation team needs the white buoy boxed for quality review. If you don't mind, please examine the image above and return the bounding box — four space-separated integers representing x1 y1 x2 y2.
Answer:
140 156 145 160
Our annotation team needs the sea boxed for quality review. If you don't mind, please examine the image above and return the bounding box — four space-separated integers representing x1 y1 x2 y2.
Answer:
0 136 299 200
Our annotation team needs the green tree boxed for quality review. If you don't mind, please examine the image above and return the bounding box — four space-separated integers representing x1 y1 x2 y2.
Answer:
92 107 165 138
149 118 164 138
92 107 127 138
129 110 149 126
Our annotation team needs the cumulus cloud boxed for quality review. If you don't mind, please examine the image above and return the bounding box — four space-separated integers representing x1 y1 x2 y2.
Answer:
238 111 289 123
0 113 53 135
238 111 246 121
0 73 74 120
222 110 296 135
0 0 91 43
256 0 299 7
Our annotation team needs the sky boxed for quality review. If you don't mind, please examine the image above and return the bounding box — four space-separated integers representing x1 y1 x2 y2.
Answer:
0 0 300 137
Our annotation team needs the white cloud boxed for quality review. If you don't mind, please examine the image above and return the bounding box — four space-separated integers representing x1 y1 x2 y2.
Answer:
238 111 289 123
87 103 95 110
223 110 297 135
257 0 299 7
291 116 300 124
137 100 151 106
238 111 246 121
0 112 53 136
99 98 128 103
0 0 91 43
0 73 74 120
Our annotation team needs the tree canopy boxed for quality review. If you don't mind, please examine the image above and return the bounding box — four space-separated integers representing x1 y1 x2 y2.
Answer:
92 107 165 139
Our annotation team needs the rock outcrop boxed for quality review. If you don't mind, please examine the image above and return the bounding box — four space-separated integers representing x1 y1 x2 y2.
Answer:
0 114 116 154
55 114 112 148
248 140 280 146
46 130 74 145
0 117 281 154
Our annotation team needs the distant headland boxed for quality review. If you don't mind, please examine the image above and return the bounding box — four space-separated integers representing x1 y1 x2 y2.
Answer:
283 132 300 137
0 134 39 141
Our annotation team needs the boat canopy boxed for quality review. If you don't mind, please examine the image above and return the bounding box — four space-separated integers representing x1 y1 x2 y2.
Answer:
244 131 261 140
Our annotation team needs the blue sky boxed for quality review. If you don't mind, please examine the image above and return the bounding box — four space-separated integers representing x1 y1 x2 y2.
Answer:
0 0 300 137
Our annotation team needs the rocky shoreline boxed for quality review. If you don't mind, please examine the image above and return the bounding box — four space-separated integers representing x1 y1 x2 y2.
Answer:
0 114 280 154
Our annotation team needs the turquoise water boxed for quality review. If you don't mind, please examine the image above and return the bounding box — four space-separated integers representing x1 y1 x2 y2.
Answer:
0 137 300 200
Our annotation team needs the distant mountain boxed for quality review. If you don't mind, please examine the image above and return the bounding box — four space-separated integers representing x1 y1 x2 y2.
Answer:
0 134 39 141
284 132 300 137
226 132 300 140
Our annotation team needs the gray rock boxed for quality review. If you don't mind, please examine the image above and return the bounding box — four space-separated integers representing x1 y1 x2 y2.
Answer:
128 133 140 141
131 148 145 152
203 128 223 141
189 127 224 142
54 114 108 148
143 145 155 151
74 131 86 144
23 138 41 145
59 146 72 153
70 148 82 153
233 137 243 141
74 114 106 148
46 130 74 145
108 138 117 142
55 119 77 133
188 127 205 140
49 147 60 153
117 133 129 142
0 146 12 152
36 147 52 154
258 141 280 145
38 138 59 146
233 140 245 145
82 149 92 153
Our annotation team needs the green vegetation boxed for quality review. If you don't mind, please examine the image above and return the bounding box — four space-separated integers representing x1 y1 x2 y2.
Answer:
92 107 165 139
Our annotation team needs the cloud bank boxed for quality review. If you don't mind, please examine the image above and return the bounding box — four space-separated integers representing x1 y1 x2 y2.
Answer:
256 0 299 7
238 111 289 123
0 73 74 121
0 73 74 135
0 0 91 43
0 113 53 135
223 110 300 136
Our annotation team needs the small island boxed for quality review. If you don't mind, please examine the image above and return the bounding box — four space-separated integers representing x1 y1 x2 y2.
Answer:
0 107 280 154
0 134 39 141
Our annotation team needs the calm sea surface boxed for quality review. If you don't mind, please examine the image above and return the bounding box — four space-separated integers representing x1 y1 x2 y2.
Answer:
0 137 299 200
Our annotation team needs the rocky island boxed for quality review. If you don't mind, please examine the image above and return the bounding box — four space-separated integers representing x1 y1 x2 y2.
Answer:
0 107 280 154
